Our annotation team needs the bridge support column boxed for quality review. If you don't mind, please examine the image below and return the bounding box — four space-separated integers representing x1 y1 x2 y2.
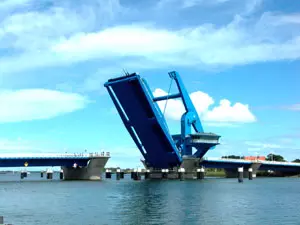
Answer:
197 168 205 179
238 167 243 183
249 162 261 178
248 168 253 180
145 170 150 179
180 157 200 179
224 162 262 178
116 169 121 180
62 157 109 181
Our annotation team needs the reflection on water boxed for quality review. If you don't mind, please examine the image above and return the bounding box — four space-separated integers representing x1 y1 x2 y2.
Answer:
0 173 300 225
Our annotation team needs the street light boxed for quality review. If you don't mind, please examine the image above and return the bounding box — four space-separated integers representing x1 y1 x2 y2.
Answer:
270 152 274 161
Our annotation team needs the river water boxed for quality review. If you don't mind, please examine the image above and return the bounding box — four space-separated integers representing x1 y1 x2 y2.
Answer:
0 172 299 225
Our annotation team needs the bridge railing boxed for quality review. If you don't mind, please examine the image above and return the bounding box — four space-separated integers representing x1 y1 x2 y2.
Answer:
0 152 110 159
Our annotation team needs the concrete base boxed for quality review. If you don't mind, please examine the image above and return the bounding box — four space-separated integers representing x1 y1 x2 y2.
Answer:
142 157 201 180
62 157 109 181
224 162 262 178
180 157 200 179
149 171 179 179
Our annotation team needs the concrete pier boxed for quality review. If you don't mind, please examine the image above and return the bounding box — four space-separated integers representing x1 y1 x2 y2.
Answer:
116 169 121 180
248 168 253 180
120 171 124 179
180 157 200 179
238 167 243 183
60 169 64 180
162 169 168 179
178 168 185 181
197 168 205 179
145 169 150 179
62 157 109 181
46 169 53 179
132 169 141 180
224 162 262 178
105 169 112 179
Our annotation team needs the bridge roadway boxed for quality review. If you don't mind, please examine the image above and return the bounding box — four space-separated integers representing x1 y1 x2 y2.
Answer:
0 152 111 180
0 152 110 167
201 157 300 173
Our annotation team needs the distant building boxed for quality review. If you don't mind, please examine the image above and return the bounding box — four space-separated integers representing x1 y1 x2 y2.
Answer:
244 156 266 161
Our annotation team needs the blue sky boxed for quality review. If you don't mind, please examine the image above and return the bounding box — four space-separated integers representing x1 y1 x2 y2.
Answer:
0 0 299 169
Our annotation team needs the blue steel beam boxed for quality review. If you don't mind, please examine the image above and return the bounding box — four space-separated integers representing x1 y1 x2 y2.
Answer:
163 71 219 157
153 93 181 102
168 71 204 133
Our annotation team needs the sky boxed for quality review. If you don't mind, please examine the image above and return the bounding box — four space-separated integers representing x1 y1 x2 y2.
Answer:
0 0 299 169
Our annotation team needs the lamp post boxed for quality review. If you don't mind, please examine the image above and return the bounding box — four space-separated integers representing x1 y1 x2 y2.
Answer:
270 152 274 161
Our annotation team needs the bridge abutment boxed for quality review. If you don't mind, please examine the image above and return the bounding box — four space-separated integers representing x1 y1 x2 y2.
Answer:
62 157 109 181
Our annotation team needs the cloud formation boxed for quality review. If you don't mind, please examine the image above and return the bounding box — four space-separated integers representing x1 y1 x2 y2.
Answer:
0 0 300 75
153 88 256 124
286 104 300 111
0 89 88 123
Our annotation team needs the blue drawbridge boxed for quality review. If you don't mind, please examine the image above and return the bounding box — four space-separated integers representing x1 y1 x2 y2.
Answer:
104 71 221 169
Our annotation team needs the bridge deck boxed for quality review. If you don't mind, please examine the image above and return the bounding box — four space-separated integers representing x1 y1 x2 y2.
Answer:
202 158 300 171
104 74 181 168
0 153 110 167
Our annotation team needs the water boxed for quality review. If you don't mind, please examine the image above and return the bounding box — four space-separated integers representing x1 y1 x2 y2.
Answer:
0 173 300 225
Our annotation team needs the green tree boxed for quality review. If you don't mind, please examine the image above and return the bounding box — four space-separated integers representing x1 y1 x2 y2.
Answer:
292 159 300 163
266 154 285 162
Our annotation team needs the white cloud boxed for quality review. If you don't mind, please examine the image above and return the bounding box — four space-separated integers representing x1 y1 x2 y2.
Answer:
244 0 262 15
0 4 300 74
274 14 300 25
204 99 256 123
0 89 89 123
153 88 256 124
286 104 300 111
205 122 239 127
0 138 34 151
0 0 32 11
48 18 300 68
0 0 299 77
50 25 186 62
80 67 123 93
0 137 59 153
157 0 231 9
245 141 282 149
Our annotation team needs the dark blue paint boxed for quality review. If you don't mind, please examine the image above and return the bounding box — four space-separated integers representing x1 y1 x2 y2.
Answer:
201 159 300 172
0 158 89 167
201 160 252 169
259 164 300 172
104 73 182 169
104 71 221 169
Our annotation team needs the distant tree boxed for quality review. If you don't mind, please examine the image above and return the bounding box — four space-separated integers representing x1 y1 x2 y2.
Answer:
292 159 300 163
266 154 285 162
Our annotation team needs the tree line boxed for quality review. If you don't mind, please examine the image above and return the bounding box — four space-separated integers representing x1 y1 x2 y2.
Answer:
222 154 300 163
